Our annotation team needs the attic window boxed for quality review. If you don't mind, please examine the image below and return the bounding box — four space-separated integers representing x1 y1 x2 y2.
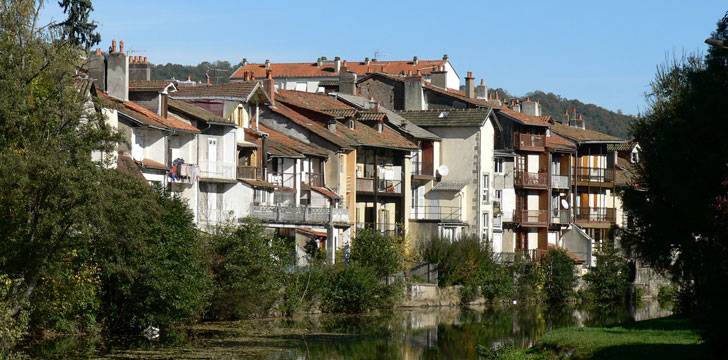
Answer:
438 111 449 118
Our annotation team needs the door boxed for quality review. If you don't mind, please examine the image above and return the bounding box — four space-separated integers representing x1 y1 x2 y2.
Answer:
208 138 218 174
207 184 218 224
493 233 503 253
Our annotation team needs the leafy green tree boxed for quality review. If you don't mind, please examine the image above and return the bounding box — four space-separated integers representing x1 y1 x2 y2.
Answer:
350 229 402 278
583 246 630 302
622 10 728 356
542 247 576 304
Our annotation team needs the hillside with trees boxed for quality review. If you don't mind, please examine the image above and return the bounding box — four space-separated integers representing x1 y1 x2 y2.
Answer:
151 60 238 84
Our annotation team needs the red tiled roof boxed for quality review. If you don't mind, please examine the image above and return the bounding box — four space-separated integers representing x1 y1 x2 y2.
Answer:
312 186 341 199
116 153 147 181
231 59 449 79
129 80 174 92
268 102 355 148
240 179 277 189
276 89 355 116
138 158 169 170
546 133 576 151
97 91 199 133
495 107 551 126
296 227 328 237
548 244 586 264
170 81 260 100
550 121 624 142
259 124 327 158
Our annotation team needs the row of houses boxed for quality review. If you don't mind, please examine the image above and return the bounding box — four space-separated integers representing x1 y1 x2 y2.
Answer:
87 40 638 266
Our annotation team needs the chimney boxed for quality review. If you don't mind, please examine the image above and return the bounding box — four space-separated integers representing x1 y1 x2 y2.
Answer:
265 59 271 69
490 91 502 106
403 76 424 110
263 69 275 105
206 73 210 84
475 78 488 99
430 65 447 89
412 56 418 65
129 52 151 82
327 119 337 133
512 100 521 113
187 75 191 81
339 69 357 95
465 71 475 99
364 57 370 65
521 97 542 116
442 54 448 60
106 40 128 100
334 56 341 73
242 58 248 66
89 48 106 91
119 40 124 53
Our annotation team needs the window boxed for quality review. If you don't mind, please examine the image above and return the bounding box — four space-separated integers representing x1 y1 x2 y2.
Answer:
495 190 502 201
494 158 504 174
483 212 489 231
482 174 489 202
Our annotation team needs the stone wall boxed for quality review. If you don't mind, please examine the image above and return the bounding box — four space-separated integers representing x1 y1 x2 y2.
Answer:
400 283 486 307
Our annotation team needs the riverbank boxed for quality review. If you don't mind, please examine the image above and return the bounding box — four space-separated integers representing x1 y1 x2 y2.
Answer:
494 316 705 360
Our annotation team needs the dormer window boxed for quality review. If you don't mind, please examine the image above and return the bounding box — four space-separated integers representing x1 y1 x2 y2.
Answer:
348 119 355 130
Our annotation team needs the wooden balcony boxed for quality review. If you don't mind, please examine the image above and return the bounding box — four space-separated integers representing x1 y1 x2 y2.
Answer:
411 161 435 177
513 209 549 227
515 248 548 262
514 171 549 189
514 133 545 151
573 167 615 186
236 166 261 180
303 173 324 187
575 207 616 222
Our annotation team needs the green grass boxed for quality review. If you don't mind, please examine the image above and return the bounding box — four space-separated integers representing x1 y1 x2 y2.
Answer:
494 316 706 360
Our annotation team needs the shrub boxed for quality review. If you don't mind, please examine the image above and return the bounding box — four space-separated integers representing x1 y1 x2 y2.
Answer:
542 247 576 304
510 255 545 303
583 246 631 302
0 275 29 355
350 229 402 278
322 264 384 313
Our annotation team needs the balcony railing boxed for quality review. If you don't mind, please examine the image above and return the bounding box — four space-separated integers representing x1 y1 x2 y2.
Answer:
513 209 549 226
268 172 296 188
356 177 374 192
378 179 402 193
515 249 548 262
575 207 616 222
493 215 503 229
198 162 236 181
411 161 435 176
515 171 549 187
410 206 461 221
514 133 545 150
236 166 261 180
574 167 615 184
355 222 403 237
551 209 570 224
198 209 236 228
501 211 514 223
551 174 570 189
250 205 349 225
303 173 324 187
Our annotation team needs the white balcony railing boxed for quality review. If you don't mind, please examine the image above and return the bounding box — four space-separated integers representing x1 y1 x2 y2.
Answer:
198 161 236 181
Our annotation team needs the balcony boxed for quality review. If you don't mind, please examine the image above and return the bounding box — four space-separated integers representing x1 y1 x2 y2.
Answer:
515 248 548 262
356 177 374 192
236 166 261 180
515 171 549 188
551 174 570 189
575 207 616 222
303 173 324 187
355 222 403 238
268 171 296 188
513 209 549 226
551 209 570 224
514 133 545 151
250 205 350 225
377 179 402 193
574 167 615 185
411 161 435 177
493 215 503 229
410 206 461 222
198 162 236 183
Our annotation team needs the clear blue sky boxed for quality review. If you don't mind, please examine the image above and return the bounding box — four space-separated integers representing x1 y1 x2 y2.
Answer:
42 0 726 115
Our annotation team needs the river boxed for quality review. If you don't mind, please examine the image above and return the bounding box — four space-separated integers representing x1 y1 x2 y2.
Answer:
27 300 672 359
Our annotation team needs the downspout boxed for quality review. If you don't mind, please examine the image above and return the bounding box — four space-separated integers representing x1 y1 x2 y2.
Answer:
255 103 260 132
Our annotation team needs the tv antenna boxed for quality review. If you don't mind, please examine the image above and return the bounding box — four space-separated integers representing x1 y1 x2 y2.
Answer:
207 67 229 84
373 49 388 60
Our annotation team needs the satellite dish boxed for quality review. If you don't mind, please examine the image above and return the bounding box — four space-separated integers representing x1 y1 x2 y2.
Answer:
561 199 569 209
438 164 449 177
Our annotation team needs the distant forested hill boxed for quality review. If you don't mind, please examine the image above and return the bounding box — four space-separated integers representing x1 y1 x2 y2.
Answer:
151 60 238 84
490 88 634 139
152 63 634 139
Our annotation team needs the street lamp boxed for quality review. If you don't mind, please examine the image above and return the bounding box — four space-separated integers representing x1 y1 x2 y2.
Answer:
705 38 728 49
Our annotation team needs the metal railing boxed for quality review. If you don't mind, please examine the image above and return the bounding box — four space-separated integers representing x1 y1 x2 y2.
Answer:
377 179 402 193
356 177 374 192
551 209 570 224
411 161 435 176
515 171 549 187
236 166 261 180
513 209 549 225
250 205 350 225
410 206 461 221
515 248 548 262
575 207 616 222
198 162 236 180
551 174 570 189
268 171 296 188
355 222 403 237
574 167 615 183
514 133 545 149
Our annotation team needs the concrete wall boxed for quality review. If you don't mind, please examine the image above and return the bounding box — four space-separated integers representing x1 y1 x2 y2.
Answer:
129 91 159 114
106 52 128 101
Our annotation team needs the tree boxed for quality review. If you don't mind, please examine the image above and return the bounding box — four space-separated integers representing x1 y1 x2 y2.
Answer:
350 229 402 278
622 10 728 356
542 247 576 304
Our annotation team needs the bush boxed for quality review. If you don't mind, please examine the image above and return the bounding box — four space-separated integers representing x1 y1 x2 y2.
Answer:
510 255 545 303
583 246 631 302
0 275 29 356
542 247 576 304
207 220 291 319
322 264 386 313
350 229 402 278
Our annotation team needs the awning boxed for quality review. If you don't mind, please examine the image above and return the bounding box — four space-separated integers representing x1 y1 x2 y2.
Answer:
238 139 259 148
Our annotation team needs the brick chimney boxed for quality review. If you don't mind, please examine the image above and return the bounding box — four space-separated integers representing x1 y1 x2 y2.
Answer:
430 65 447 89
465 71 475 99
263 69 275 105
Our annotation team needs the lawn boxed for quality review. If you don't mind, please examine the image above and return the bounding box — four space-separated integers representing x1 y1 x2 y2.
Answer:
493 316 706 360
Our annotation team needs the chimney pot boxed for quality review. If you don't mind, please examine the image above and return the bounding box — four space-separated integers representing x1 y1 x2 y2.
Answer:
111 39 117 53
143 56 147 63
96 48 101 55
495 92 499 100
187 75 191 81
242 58 248 66
480 79 484 85
265 59 270 69
443 54 448 60
579 114 583 120
527 97 530 102
572 107 576 114
119 40 124 53
413 56 418 65
467 71 473 78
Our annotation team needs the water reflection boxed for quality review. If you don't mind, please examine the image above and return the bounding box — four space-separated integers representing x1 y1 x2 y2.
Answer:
25 301 671 359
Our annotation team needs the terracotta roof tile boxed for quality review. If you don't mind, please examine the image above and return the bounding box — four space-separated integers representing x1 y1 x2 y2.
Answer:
311 187 341 200
138 158 169 170
259 124 327 158
276 89 355 116
168 98 232 125
268 102 355 148
495 107 551 126
97 91 199 133
395 108 491 127
171 81 260 100
296 227 328 237
231 59 449 79
129 80 175 92
546 133 576 151
550 121 624 142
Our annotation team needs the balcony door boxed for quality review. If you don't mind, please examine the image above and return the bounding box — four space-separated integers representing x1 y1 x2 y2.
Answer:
208 138 217 173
